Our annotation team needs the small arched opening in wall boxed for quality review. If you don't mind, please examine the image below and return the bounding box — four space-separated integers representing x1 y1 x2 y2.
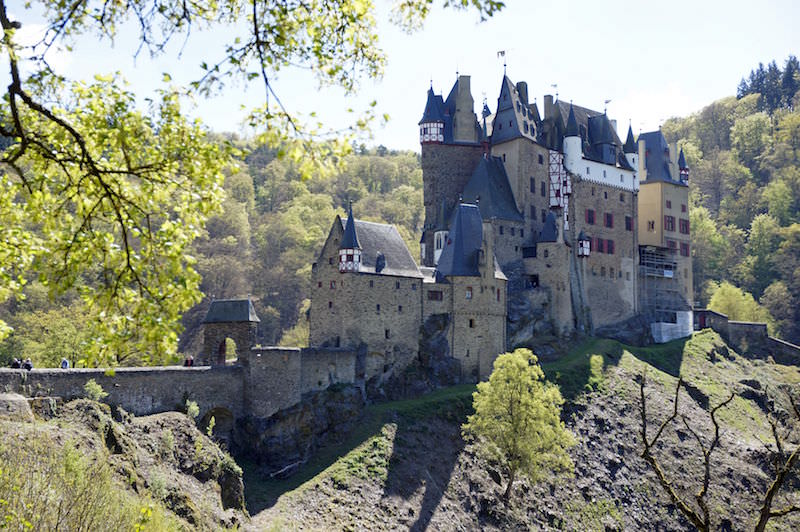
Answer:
200 407 235 449
215 337 238 365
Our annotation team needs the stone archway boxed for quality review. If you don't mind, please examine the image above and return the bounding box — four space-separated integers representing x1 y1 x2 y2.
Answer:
200 407 235 449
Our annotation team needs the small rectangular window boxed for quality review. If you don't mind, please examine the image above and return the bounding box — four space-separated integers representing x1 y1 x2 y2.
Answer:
395 281 400 289
510 227 515 236
596 238 605 253
317 281 322 288
499 226 504 235
679 219 690 234
398 305 403 313
586 167 590 175
466 287 473 300
541 209 546 223
469 318 475 328
666 200 672 209
604 213 613 228
586 209 596 225
530 178 535 193
681 204 687 213
369 279 374 288
411 284 416 291
541 182 546 197
427 290 443 301
625 216 633 231
328 301 333 309
538 154 544 164
376 304 380 312
385 329 390 339
530 205 536 219
328 257 334 265
607 239 615 255
620 193 625 202
330 281 336 289
520 229 524 238
680 242 690 257
664 215 675 232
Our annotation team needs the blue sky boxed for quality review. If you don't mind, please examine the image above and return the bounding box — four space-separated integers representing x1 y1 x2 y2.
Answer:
10 0 800 151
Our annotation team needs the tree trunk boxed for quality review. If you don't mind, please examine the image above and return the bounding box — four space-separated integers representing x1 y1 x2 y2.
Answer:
502 469 516 505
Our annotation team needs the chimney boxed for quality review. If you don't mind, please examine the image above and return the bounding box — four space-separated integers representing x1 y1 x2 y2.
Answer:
610 119 617 134
516 81 528 105
544 94 554 120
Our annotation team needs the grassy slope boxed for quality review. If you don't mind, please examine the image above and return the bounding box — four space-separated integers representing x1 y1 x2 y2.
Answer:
246 330 800 531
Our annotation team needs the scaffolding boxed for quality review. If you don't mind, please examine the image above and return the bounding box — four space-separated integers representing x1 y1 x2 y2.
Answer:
639 247 690 323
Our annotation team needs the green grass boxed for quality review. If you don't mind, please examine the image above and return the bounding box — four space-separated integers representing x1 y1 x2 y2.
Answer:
541 338 622 400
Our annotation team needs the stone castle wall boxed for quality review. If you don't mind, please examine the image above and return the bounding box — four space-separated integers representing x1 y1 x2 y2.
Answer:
201 321 257 366
569 177 638 328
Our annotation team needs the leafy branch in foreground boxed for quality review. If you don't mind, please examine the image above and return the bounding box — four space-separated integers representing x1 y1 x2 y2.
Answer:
639 373 800 531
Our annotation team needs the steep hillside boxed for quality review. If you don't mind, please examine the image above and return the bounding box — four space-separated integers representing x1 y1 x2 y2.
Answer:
245 331 800 531
0 397 247 530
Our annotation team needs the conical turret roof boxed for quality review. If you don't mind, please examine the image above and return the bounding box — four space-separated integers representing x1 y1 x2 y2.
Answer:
678 148 687 169
623 125 637 153
419 87 445 125
565 103 579 137
340 203 361 250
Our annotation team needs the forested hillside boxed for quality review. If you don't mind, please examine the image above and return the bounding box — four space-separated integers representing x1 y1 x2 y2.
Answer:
661 55 800 344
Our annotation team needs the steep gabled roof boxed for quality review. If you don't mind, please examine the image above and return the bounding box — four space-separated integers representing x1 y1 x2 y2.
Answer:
639 130 685 185
339 218 423 278
490 75 537 144
435 204 483 279
461 156 524 222
678 148 687 169
203 299 260 323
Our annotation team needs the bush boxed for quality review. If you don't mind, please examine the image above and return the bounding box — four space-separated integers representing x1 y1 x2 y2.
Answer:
0 436 180 530
83 379 108 401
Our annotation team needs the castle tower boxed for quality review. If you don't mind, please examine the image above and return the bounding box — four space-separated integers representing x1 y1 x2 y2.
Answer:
623 125 638 169
419 87 445 144
339 203 362 272
562 103 582 174
201 298 260 366
419 77 484 267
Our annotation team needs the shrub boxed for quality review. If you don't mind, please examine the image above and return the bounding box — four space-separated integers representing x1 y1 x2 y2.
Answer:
83 379 108 401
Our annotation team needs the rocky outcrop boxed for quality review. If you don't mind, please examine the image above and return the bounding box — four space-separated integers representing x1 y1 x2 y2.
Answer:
237 384 365 475
0 393 34 422
595 314 654 346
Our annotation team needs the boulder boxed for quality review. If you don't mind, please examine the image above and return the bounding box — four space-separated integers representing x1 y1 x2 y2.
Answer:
0 393 34 423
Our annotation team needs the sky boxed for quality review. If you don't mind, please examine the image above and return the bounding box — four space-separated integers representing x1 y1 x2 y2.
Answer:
9 0 800 152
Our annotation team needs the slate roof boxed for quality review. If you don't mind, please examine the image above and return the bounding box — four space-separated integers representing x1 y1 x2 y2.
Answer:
639 130 686 186
419 87 445 124
435 204 484 279
461 156 524 223
678 148 687 169
565 103 579 137
340 203 361 250
203 299 260 323
539 211 559 243
623 125 637 154
339 218 423 278
557 100 630 168
490 76 537 144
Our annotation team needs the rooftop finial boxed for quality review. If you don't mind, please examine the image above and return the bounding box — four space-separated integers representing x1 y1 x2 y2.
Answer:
497 50 506 75
604 99 611 114
551 83 558 101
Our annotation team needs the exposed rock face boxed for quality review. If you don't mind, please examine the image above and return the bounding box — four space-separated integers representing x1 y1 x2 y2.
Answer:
595 314 653 346
0 393 34 422
237 384 365 474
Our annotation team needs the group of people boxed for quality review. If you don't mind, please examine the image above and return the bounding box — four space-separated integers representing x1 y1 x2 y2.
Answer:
8 357 71 370
9 357 33 370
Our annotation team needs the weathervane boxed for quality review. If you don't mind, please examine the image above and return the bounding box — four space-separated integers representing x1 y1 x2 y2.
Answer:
551 83 558 101
604 99 612 114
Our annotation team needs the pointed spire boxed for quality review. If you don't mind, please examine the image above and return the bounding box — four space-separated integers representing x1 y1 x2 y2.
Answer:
565 102 579 137
419 86 445 125
340 202 361 250
678 148 687 169
623 125 637 153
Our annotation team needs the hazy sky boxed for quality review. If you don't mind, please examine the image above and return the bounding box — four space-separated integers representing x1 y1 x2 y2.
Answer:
11 0 800 151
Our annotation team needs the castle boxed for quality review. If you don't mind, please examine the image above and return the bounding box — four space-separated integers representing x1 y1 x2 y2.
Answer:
307 73 694 381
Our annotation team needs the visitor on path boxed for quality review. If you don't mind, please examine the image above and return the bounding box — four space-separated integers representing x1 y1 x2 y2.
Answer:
60 358 70 369
21 358 33 371
10 358 20 368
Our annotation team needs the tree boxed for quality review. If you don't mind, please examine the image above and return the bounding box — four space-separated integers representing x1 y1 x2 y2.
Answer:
462 348 575 503
639 374 800 532
707 281 774 333
0 0 504 364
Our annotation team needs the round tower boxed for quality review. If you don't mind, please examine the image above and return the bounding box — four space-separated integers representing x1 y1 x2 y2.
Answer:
419 87 445 144
678 148 689 184
562 102 582 173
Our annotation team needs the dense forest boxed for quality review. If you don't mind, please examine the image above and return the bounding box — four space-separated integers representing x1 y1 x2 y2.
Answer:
2 56 798 367
662 55 800 344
